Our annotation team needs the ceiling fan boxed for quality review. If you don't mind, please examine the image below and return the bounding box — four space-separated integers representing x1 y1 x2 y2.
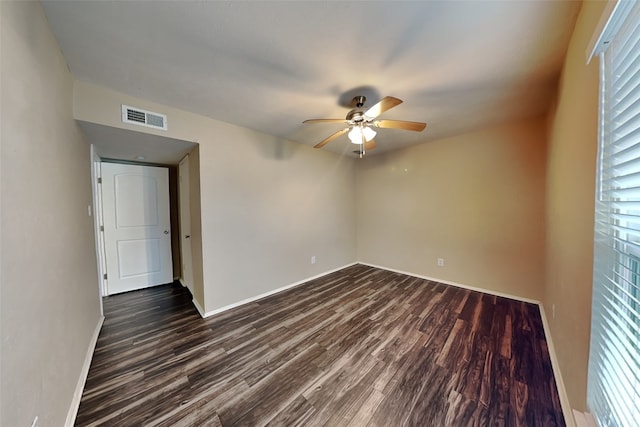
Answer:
303 95 427 157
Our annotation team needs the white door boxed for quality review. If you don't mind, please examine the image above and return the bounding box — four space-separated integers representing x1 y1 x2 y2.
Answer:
102 162 173 295
178 155 194 293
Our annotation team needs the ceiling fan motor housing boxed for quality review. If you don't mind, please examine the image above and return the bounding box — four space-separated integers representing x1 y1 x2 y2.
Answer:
346 110 366 123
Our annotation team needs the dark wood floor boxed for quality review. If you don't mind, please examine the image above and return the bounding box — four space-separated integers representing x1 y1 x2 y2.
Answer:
75 264 565 427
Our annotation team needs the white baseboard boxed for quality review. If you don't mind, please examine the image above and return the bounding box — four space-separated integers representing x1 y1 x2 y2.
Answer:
192 297 206 318
65 315 104 427
573 410 597 427
539 305 576 427
195 262 358 318
359 261 575 427
358 262 541 304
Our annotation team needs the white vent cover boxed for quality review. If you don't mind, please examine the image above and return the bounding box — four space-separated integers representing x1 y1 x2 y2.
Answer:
121 105 168 131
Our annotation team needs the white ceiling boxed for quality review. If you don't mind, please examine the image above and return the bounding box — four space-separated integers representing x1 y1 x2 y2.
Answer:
42 0 581 158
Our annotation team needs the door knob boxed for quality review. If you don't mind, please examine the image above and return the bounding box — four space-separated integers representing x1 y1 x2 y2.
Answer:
185 235 191 239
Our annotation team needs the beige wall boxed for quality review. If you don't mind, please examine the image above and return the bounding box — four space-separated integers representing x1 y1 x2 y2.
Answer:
0 2 102 426
73 82 358 313
2 1 604 421
356 116 547 300
544 0 607 412
187 145 206 306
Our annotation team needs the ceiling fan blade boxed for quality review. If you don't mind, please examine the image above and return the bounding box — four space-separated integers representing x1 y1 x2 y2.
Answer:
314 128 349 149
364 139 377 150
303 119 348 124
364 96 403 118
374 119 426 132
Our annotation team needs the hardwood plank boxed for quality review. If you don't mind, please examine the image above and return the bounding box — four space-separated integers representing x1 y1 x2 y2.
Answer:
345 389 386 427
75 267 565 426
218 344 327 426
264 395 316 427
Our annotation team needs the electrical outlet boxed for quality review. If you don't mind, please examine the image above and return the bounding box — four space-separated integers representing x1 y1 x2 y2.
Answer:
437 258 445 267
311 256 316 264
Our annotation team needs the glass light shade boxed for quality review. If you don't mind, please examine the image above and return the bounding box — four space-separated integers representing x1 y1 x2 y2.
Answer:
348 126 362 144
348 125 376 144
363 126 376 141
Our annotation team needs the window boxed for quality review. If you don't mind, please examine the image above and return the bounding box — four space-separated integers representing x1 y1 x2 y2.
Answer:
589 1 640 426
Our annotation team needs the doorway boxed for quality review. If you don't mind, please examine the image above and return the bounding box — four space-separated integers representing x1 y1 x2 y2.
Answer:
82 122 200 303
101 162 173 294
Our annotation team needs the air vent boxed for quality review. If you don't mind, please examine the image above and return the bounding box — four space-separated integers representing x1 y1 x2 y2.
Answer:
121 105 168 131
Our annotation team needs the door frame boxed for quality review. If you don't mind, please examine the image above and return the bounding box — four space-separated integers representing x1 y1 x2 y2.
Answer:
178 154 194 293
90 145 106 312
92 158 182 296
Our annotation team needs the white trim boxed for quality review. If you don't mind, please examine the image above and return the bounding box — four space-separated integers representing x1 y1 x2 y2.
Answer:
195 263 358 318
192 297 206 318
539 305 576 427
359 262 575 427
89 145 106 309
358 262 541 304
178 154 194 294
573 410 598 427
65 316 104 427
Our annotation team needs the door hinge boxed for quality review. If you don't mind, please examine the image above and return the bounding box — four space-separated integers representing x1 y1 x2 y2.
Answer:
100 225 104 232
97 177 102 184
103 273 108 280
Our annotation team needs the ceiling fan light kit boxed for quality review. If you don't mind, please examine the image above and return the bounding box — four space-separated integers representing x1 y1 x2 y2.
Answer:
303 95 427 157
348 125 376 144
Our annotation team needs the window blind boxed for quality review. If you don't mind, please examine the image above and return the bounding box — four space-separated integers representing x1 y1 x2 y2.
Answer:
589 2 640 426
